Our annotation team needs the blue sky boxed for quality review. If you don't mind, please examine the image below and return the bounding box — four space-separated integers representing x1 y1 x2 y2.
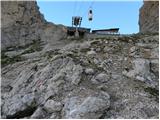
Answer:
37 0 143 34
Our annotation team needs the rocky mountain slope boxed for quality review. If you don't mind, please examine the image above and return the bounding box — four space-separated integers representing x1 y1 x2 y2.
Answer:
1 1 159 119
139 1 159 33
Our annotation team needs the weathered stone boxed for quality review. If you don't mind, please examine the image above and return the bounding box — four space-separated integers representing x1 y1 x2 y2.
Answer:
85 68 94 75
2 94 36 118
63 92 110 119
122 58 154 83
91 73 110 84
96 48 101 52
150 47 158 58
103 46 109 52
5 50 24 57
31 107 46 119
79 41 91 50
50 112 60 119
44 100 62 113
150 59 159 76
64 64 83 85
87 50 96 56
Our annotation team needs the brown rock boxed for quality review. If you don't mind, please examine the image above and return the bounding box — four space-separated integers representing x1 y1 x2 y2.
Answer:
1 1 46 50
139 1 159 33
1 1 67 51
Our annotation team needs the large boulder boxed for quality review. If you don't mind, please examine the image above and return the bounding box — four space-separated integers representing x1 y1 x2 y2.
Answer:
63 92 110 119
123 58 151 81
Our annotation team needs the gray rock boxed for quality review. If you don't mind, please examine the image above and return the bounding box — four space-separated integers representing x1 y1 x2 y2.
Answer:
21 52 41 60
31 107 46 119
63 92 110 119
123 58 151 81
5 50 24 57
50 112 60 119
41 23 67 49
150 47 158 58
85 68 94 75
2 94 36 118
87 50 96 56
103 46 109 52
44 100 63 113
64 64 83 85
96 48 101 52
79 41 91 50
91 73 110 84
150 59 159 76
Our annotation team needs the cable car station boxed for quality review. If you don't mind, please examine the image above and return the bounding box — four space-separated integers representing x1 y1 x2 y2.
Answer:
66 2 120 38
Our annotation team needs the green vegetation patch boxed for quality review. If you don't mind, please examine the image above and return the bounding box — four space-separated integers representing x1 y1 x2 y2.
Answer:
22 40 42 54
80 48 90 53
1 39 44 67
1 52 23 67
144 87 159 97
144 87 159 101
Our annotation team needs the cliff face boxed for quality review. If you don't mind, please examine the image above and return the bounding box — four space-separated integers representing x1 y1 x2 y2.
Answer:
139 1 159 33
1 1 46 50
1 1 67 50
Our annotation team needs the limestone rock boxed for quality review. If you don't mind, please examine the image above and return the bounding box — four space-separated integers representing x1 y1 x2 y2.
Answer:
44 100 62 113
30 107 47 119
91 73 110 84
79 41 91 50
87 50 96 56
63 92 110 119
2 93 36 119
50 113 61 119
103 46 109 52
123 58 151 81
85 68 94 75
150 59 159 77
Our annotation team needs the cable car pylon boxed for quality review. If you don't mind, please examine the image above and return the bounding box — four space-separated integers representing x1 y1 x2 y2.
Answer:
71 1 94 37
72 16 82 37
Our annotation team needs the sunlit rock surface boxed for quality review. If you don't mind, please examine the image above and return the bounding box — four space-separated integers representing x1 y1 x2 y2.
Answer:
139 1 159 33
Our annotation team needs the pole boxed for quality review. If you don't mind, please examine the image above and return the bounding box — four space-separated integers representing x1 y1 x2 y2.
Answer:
75 25 79 37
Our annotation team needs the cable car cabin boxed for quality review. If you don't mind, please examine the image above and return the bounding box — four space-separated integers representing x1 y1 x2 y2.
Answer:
88 10 93 21
67 27 90 37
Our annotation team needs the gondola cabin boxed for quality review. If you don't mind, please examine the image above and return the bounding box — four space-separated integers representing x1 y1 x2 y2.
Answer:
88 9 93 21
